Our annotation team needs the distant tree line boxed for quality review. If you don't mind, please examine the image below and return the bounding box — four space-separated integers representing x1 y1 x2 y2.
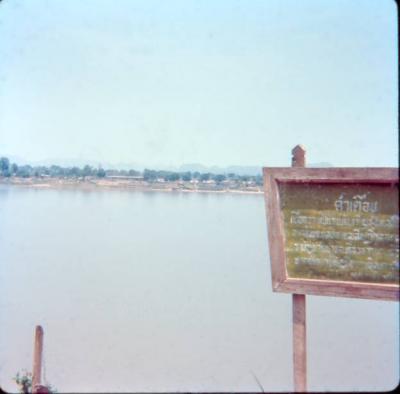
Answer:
0 157 107 178
142 169 262 185
0 156 263 185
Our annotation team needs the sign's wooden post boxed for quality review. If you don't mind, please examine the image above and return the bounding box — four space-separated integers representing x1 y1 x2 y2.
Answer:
293 293 307 392
32 325 44 394
291 145 307 392
291 145 306 168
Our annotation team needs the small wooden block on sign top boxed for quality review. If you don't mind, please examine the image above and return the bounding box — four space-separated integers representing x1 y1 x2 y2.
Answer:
263 167 399 301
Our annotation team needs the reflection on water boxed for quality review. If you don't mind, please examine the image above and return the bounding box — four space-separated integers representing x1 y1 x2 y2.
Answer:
0 186 398 392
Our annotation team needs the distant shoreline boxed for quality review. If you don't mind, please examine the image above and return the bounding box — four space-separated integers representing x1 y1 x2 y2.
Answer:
0 177 264 195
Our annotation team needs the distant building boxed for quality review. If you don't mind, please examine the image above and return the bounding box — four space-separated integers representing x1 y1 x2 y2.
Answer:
106 175 144 180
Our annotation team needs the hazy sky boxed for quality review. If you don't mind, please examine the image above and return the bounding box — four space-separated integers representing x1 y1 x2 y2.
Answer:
0 0 397 168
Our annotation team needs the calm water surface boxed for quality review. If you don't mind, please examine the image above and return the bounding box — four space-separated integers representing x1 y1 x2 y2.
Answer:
0 186 398 392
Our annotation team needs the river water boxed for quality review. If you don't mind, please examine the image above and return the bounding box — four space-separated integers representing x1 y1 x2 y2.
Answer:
0 186 398 392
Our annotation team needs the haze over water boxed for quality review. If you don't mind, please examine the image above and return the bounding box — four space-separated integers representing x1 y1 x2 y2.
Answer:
0 186 398 392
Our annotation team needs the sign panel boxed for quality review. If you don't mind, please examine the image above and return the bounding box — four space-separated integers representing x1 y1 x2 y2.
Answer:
263 168 399 300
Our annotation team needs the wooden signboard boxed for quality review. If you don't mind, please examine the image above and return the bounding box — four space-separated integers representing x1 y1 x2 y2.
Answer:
263 167 399 301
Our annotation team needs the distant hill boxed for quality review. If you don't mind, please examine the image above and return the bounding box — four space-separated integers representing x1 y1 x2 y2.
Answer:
1 154 333 174
178 163 262 176
178 162 333 174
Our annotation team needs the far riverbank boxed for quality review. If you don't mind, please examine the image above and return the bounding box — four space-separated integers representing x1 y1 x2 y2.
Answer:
0 176 264 194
